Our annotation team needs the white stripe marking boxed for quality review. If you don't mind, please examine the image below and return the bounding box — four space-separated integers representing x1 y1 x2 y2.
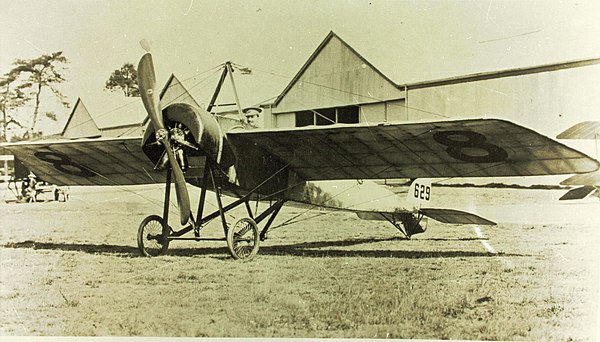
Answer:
473 225 515 269
481 240 497 254
473 226 497 254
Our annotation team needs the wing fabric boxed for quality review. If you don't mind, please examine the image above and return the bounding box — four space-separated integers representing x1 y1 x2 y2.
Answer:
3 137 165 186
418 208 495 225
558 186 597 200
228 118 599 181
560 170 600 186
556 121 600 139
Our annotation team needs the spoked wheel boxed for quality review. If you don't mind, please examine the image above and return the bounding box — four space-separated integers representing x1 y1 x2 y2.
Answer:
137 215 170 257
226 217 260 261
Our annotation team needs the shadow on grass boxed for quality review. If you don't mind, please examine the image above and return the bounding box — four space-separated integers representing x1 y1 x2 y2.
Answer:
2 236 527 259
421 237 490 241
3 240 140 257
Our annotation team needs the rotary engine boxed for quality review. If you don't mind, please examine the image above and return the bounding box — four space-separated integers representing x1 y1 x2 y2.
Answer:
142 103 234 171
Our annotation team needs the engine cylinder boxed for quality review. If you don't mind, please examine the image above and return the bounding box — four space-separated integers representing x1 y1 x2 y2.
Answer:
142 103 234 167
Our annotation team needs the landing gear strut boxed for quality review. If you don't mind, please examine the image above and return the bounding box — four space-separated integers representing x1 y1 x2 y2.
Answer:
381 212 427 240
136 163 285 260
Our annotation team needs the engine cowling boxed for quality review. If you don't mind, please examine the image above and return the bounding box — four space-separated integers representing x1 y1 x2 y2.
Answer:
142 103 235 169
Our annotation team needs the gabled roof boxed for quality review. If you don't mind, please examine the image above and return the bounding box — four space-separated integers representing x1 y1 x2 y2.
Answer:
159 74 201 109
274 31 399 106
81 92 146 130
61 98 101 138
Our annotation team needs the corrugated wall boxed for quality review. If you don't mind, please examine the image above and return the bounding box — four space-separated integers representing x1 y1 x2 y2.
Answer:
406 64 600 137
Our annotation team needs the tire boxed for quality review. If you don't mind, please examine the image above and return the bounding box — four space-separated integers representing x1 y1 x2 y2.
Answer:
226 217 260 261
137 215 170 257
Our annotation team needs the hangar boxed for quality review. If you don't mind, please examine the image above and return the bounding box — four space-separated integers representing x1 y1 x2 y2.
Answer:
60 31 600 146
263 31 600 144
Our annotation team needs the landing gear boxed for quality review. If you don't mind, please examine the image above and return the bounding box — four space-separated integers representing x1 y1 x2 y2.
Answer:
382 212 427 240
136 163 284 259
137 215 170 257
227 218 260 260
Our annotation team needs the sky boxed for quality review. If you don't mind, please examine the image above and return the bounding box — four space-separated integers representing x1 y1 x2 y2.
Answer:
1 0 599 134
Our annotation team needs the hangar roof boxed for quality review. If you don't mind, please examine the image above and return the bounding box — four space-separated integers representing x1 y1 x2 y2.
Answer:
274 31 600 107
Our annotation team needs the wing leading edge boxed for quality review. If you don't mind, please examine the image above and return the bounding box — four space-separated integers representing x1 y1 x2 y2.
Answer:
5 118 598 187
3 137 164 186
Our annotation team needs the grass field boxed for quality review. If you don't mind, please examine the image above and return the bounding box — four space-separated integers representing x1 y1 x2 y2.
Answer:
1 184 599 339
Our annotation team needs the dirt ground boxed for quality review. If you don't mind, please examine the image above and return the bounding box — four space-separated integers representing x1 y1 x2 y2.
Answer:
0 184 599 339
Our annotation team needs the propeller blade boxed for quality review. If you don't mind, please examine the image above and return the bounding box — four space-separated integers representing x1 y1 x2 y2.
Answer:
140 39 152 52
137 53 164 131
163 139 192 225
137 52 191 226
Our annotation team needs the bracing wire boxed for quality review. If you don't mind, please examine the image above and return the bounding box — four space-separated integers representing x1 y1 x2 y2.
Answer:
47 54 512 231
61 64 225 134
244 65 453 119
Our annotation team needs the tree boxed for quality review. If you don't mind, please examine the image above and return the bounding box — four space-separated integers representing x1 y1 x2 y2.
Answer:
105 63 139 97
11 51 70 137
0 70 29 141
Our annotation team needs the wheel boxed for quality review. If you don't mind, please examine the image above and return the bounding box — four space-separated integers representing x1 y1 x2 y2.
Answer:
137 215 170 257
226 217 260 261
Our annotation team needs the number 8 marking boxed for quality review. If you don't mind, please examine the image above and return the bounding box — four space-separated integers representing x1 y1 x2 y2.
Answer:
433 130 508 163
34 151 95 177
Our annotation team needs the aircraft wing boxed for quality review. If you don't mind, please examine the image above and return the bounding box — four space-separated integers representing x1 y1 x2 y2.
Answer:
556 121 600 139
228 118 599 180
558 186 597 200
560 169 600 186
2 137 164 186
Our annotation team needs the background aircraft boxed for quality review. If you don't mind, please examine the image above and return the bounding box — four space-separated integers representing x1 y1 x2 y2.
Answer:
556 121 600 200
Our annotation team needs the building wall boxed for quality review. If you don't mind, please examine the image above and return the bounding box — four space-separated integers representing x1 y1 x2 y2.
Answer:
268 62 600 159
274 112 296 128
271 99 407 128
361 99 407 123
406 64 600 137
274 35 404 114
259 105 273 129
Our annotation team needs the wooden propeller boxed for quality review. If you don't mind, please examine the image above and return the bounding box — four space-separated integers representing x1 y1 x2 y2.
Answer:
137 53 192 226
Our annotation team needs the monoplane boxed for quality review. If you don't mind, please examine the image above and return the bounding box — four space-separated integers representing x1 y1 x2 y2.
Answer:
3 49 599 260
